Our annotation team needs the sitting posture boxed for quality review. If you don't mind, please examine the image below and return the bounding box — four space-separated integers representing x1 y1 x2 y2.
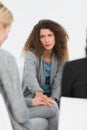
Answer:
0 2 32 130
22 19 69 130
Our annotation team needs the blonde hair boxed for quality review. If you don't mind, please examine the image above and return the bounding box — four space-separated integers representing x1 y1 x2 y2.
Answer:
0 2 13 28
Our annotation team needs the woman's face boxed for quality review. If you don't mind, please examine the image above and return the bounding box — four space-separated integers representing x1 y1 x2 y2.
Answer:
40 29 55 51
0 23 11 46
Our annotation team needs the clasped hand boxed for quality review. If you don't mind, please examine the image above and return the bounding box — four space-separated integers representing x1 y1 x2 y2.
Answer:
32 91 55 107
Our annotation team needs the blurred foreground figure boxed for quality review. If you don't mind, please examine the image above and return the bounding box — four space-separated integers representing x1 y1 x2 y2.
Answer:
0 2 32 130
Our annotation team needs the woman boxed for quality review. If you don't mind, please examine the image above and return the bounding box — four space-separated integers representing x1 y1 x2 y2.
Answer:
0 2 32 130
22 19 69 130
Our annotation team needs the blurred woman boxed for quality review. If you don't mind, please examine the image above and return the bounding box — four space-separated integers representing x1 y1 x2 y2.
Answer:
0 2 31 130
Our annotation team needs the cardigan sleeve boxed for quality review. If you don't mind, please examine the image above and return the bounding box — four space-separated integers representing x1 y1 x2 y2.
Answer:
22 51 43 94
0 49 31 126
25 97 33 107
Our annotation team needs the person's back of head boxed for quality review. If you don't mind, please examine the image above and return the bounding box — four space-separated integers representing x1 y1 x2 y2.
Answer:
0 2 14 46
0 2 13 28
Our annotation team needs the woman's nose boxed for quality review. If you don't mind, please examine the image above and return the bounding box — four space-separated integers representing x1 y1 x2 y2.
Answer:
45 36 49 42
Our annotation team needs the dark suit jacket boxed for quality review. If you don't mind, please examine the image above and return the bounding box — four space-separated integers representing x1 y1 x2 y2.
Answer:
61 58 87 98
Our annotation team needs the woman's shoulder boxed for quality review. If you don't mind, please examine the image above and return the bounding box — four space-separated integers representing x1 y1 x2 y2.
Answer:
0 49 15 66
25 51 38 60
25 50 35 56
0 49 14 60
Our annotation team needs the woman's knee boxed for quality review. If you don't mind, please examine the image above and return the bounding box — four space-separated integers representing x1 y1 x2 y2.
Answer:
50 102 59 116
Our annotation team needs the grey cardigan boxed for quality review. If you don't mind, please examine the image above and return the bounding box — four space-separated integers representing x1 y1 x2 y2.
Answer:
22 51 64 103
0 49 32 130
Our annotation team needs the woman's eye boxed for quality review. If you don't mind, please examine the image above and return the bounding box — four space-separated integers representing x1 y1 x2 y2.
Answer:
40 36 44 39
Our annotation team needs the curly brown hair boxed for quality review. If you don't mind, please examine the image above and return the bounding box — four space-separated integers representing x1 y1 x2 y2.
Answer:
22 19 69 62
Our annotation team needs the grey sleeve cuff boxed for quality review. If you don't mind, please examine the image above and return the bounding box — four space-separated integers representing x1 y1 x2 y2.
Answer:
25 97 33 107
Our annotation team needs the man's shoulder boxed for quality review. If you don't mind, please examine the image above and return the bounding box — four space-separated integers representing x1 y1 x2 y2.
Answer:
66 57 87 66
64 57 87 71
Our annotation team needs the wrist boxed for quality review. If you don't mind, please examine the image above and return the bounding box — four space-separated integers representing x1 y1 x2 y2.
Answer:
35 91 43 97
52 97 57 102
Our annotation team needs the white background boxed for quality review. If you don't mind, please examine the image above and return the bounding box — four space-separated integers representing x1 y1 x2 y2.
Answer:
1 0 87 66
